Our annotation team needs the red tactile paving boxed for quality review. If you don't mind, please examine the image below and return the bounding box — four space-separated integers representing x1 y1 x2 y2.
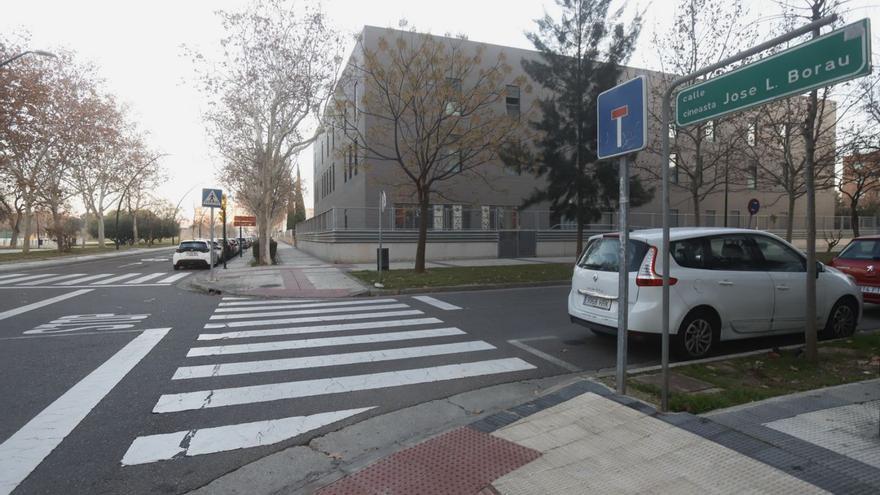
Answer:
317 427 541 495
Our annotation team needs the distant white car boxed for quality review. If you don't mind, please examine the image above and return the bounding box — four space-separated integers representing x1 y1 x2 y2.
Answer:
172 240 217 270
568 228 862 359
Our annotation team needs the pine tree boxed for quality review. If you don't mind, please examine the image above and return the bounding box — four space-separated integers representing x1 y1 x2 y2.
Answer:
287 164 306 230
509 0 650 255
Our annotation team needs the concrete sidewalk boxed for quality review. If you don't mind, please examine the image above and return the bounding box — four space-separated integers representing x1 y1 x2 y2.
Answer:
187 242 368 298
314 378 880 494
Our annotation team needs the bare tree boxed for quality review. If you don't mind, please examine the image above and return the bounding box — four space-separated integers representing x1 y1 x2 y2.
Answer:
190 0 342 264
332 27 527 272
642 0 757 226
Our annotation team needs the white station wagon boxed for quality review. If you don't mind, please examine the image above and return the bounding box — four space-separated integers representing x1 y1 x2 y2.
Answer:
568 228 861 359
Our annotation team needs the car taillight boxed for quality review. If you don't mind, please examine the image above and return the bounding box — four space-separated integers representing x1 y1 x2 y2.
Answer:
636 246 678 287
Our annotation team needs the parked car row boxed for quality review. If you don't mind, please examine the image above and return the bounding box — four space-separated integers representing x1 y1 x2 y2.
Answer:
568 228 862 360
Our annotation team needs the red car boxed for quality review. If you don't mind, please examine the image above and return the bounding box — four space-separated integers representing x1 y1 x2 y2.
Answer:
830 235 880 303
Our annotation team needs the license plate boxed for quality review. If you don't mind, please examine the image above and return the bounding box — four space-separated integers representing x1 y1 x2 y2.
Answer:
186 252 199 257
583 294 612 310
860 285 880 294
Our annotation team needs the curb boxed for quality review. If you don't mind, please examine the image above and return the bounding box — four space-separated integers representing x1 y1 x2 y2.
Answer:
361 280 570 296
0 246 176 272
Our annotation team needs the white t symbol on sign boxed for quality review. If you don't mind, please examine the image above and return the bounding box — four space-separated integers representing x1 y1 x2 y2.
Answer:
611 105 629 148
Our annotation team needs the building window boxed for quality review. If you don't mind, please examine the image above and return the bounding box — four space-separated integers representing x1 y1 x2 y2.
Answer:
332 163 335 192
704 120 715 142
669 153 678 184
347 145 352 179
353 81 358 122
776 123 787 148
354 139 359 175
505 85 520 117
670 209 679 228
747 122 757 146
668 124 676 140
730 210 741 228
705 210 716 227
445 78 462 116
326 133 330 157
747 160 758 189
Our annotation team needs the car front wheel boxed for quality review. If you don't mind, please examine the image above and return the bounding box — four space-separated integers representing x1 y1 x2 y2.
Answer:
822 299 857 339
173 263 180 271
674 310 717 360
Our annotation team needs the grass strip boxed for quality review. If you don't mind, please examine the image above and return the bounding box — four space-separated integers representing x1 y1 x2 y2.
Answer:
349 263 573 290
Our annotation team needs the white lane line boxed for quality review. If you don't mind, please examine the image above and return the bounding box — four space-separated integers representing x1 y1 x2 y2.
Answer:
0 289 94 321
208 303 409 321
203 309 424 329
221 296 252 301
91 273 142 285
213 298 398 313
198 317 444 341
0 273 59 285
218 299 319 306
508 338 582 372
125 273 165 284
0 273 24 281
154 358 535 413
156 272 190 284
0 328 169 494
17 274 87 286
187 327 465 357
174 341 496 379
55 273 115 286
121 407 373 465
412 296 462 311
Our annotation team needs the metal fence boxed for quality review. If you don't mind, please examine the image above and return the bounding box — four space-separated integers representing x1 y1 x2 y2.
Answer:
296 206 879 239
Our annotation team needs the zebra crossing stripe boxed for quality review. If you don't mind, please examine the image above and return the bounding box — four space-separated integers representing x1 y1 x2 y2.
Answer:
203 309 425 329
17 274 86 286
125 273 165 284
208 303 409 321
121 407 373 465
187 328 465 357
173 341 497 379
91 273 142 285
156 273 190 284
218 299 320 306
0 273 25 281
55 274 114 286
153 358 535 413
0 273 59 285
197 317 444 341
412 296 462 311
213 299 398 313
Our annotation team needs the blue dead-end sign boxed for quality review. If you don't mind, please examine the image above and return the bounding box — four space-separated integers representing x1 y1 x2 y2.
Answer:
202 188 222 208
597 75 648 160
748 198 760 215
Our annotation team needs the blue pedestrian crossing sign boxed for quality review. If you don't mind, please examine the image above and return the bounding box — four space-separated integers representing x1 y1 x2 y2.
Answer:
597 76 648 160
201 188 223 208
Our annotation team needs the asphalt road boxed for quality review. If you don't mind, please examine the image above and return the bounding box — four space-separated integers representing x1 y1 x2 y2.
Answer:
1 253 878 494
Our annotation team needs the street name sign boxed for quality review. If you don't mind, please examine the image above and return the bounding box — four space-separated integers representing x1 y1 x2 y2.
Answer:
233 215 257 227
201 188 222 208
597 75 648 159
676 18 871 127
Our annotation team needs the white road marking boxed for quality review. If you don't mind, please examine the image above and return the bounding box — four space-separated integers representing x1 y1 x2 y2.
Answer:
91 273 143 285
0 273 59 285
198 317 444 341
121 407 373 465
156 272 190 284
208 303 409 321
218 299 319 306
174 341 496 379
0 328 169 494
0 290 94 321
0 273 24 281
125 273 165 284
17 274 86 286
154 358 535 413
412 296 462 311
55 273 114 285
118 262 143 268
213 298 398 313
221 297 251 301
187 327 465 357
203 309 424 329
508 338 582 372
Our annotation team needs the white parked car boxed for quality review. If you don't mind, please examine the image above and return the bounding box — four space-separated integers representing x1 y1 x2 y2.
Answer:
172 240 218 270
568 228 861 359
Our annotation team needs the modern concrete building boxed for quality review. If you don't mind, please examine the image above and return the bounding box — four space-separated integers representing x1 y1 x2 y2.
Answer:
298 26 839 263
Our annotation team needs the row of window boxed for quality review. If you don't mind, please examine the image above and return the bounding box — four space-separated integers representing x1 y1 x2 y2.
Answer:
668 120 793 147
319 164 335 200
667 154 758 189
671 234 805 273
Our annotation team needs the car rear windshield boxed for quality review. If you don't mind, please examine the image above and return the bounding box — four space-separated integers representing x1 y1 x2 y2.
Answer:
838 239 880 260
577 237 649 272
179 241 208 252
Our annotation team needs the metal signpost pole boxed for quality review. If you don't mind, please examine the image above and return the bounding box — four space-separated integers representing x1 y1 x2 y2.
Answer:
378 199 383 284
658 14 839 411
239 226 243 258
209 207 215 281
617 154 629 394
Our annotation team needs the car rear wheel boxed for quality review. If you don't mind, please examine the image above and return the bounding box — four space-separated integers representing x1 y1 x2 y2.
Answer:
674 310 717 360
822 299 857 339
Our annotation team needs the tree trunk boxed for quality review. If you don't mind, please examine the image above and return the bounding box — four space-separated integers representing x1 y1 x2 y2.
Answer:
132 212 139 245
97 211 105 248
692 193 701 227
850 199 860 238
21 201 32 254
260 201 271 265
9 211 21 248
414 187 429 273
786 195 795 242
51 207 63 254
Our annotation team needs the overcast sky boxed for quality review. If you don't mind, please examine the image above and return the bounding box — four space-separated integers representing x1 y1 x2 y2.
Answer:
2 0 878 222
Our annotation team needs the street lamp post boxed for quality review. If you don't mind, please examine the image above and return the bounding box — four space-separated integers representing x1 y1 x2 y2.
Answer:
0 50 57 68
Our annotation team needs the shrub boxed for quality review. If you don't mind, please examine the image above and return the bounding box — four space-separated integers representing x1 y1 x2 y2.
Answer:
252 238 278 264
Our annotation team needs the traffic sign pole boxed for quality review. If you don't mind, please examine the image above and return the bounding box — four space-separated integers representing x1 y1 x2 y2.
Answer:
616 154 629 395
209 207 215 281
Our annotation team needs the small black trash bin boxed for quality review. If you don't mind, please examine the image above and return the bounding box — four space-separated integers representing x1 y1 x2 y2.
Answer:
377 248 389 271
